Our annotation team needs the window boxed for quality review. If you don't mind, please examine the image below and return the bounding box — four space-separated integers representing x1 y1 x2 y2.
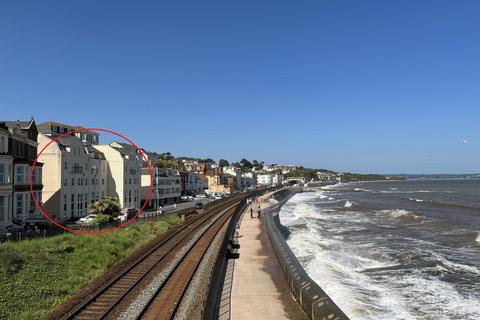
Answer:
72 178 75 186
31 168 37 184
102 178 105 185
129 178 132 185
16 166 24 184
91 178 95 185
65 161 68 169
85 179 88 186
91 192 95 203
78 178 82 186
0 136 5 153
16 194 23 215
0 164 4 184
64 179 67 187
0 196 5 221
64 194 67 212
30 193 36 213
71 194 74 212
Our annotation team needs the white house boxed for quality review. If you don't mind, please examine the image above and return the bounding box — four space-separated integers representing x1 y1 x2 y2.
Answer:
38 123 108 221
95 142 142 210
256 173 284 187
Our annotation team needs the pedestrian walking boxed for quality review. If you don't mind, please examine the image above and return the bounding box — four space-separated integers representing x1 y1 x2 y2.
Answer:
250 207 254 219
257 205 261 218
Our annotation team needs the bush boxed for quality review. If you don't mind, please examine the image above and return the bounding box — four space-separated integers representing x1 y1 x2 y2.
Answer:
90 214 113 225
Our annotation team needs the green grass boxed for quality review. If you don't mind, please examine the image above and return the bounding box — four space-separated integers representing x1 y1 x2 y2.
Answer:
0 214 181 320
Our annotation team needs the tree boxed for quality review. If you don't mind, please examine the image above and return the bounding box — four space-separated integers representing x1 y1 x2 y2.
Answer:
240 159 253 168
202 158 216 164
88 197 121 224
219 159 230 167
155 159 177 169
160 152 175 160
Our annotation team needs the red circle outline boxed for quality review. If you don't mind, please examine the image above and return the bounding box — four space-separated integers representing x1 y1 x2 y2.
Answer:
29 128 153 235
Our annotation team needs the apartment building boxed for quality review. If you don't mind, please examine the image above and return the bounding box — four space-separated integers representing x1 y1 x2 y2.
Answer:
141 167 181 209
256 173 284 187
95 142 142 210
38 123 108 221
0 126 12 229
179 171 208 195
0 119 43 230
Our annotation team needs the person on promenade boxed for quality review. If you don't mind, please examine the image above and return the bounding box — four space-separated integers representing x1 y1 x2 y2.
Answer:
250 207 254 218
257 205 261 218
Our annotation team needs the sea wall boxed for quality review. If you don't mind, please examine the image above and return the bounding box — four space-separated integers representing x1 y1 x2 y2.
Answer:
263 187 350 320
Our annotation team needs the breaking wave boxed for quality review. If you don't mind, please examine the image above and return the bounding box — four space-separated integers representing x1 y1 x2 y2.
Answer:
379 209 422 221
344 200 354 208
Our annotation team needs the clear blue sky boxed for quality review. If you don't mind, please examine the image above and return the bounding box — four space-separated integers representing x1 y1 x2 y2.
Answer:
1 1 478 174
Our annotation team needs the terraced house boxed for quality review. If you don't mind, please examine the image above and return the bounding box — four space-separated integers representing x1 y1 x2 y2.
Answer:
0 119 43 232
38 122 108 221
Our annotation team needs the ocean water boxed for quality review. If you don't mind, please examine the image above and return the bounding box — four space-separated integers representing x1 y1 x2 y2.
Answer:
279 179 480 320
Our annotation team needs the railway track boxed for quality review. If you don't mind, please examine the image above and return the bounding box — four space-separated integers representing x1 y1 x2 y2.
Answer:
63 197 245 320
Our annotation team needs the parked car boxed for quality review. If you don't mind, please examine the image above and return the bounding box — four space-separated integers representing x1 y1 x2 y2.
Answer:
76 214 97 224
194 202 204 209
120 208 138 220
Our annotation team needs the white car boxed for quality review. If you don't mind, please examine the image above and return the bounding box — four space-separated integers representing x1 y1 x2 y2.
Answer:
76 214 97 224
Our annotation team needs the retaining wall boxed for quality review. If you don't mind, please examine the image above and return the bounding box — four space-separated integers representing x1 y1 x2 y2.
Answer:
264 187 350 320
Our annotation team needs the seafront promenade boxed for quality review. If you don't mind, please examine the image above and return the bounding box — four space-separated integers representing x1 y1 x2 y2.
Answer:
231 196 307 320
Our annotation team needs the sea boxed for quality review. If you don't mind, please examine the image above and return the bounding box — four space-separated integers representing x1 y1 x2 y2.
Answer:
279 178 480 320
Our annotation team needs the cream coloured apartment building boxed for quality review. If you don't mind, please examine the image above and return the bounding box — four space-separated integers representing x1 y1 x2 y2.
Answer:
38 129 108 221
95 142 142 210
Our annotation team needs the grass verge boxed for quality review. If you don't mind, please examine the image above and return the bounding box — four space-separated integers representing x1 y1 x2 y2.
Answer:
0 214 181 319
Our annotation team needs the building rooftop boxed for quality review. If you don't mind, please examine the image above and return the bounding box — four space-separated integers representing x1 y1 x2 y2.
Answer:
38 121 99 136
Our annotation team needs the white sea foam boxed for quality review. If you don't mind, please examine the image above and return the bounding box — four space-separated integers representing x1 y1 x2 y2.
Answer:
409 197 424 202
431 252 480 275
354 187 372 192
476 232 480 243
344 200 354 208
279 188 480 320
379 209 420 220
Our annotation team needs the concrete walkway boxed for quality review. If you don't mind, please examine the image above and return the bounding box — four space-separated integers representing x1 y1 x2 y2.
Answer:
231 201 308 320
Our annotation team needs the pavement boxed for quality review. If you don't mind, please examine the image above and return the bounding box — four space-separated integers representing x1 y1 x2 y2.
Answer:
231 200 308 320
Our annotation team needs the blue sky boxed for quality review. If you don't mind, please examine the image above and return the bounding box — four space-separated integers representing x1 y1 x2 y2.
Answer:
0 1 478 174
